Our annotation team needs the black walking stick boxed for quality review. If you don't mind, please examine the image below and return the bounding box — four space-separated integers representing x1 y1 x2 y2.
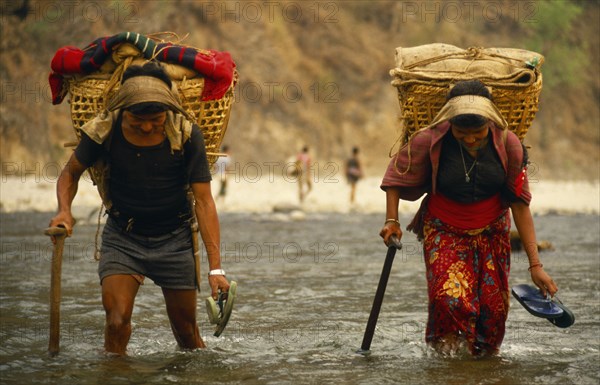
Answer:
357 236 402 356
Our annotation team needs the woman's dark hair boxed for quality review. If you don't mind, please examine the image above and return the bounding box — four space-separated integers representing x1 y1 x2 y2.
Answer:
447 79 491 128
121 62 173 115
446 79 491 101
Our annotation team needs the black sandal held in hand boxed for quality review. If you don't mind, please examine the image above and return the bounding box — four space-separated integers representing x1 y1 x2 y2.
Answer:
511 284 574 328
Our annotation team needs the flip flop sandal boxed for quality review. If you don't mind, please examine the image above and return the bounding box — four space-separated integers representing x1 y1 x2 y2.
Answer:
205 281 237 337
511 284 563 319
548 296 575 328
206 295 221 325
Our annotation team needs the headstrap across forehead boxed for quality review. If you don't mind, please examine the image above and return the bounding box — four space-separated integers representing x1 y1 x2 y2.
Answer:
430 95 508 130
106 76 194 121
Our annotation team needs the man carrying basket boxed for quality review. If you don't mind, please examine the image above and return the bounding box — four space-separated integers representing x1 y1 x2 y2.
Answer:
48 62 229 355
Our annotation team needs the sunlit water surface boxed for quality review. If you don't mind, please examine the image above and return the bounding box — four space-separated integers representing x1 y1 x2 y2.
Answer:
1 212 598 384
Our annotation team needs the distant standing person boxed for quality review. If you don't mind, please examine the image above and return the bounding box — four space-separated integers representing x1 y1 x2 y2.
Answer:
214 145 232 203
345 146 363 204
296 145 312 203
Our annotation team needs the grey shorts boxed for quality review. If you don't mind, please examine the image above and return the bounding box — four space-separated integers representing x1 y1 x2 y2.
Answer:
98 218 196 289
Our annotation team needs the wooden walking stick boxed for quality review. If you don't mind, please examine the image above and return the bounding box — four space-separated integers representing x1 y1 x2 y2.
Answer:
357 236 402 356
44 226 68 356
191 220 202 292
187 190 202 292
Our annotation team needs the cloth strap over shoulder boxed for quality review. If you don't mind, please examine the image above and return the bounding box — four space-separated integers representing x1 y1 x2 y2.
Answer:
80 111 192 153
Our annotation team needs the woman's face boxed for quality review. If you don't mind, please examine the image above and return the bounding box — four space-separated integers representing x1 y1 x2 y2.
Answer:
451 123 490 150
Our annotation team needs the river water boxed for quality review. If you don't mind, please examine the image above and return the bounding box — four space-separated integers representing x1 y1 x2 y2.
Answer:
0 211 598 385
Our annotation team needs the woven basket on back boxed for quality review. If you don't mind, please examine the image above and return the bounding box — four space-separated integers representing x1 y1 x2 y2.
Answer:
67 73 235 168
390 44 544 144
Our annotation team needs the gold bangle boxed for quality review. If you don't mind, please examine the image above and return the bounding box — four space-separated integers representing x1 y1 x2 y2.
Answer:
528 263 543 271
385 218 400 226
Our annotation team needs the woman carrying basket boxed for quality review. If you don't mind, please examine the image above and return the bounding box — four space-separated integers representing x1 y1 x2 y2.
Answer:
379 80 558 356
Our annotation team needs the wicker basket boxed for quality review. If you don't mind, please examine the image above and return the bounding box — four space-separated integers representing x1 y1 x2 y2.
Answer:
67 74 234 167
390 44 544 144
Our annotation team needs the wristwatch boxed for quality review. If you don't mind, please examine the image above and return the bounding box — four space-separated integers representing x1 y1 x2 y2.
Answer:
208 269 226 277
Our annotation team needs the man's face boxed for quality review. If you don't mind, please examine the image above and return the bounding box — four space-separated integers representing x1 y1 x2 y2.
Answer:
122 110 167 136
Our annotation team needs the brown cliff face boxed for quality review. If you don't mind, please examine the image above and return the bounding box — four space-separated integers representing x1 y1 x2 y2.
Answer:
1 1 598 180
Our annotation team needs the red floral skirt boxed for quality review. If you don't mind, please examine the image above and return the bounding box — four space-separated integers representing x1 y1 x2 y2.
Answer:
422 209 511 355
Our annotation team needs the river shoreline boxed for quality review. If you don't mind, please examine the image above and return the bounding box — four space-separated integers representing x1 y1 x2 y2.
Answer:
1 176 599 216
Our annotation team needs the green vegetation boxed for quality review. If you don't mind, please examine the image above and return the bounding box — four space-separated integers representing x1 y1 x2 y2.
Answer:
525 1 588 90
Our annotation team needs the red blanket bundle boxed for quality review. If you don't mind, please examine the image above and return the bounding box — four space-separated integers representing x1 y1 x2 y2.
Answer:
49 32 236 104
